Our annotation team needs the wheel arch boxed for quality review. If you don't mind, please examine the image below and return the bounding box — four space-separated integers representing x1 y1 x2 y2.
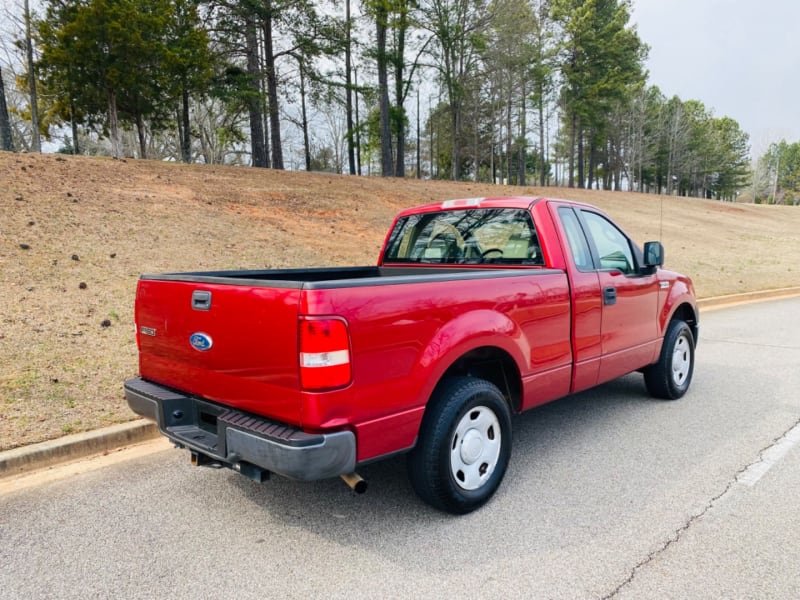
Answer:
412 309 529 418
667 302 699 347
435 346 523 413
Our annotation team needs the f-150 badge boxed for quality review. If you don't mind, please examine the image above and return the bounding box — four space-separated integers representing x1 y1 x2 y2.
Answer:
189 332 213 351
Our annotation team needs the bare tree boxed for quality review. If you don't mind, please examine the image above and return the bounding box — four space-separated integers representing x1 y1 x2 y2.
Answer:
420 0 492 180
194 95 248 165
665 98 688 195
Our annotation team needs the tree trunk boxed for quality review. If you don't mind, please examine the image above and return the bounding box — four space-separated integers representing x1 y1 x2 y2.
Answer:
345 0 356 174
577 127 585 189
199 125 211 165
429 96 435 179
24 0 41 153
451 101 461 180
472 111 479 182
538 93 545 186
506 88 512 184
108 89 122 159
518 82 526 187
568 111 576 188
393 5 407 177
181 88 191 163
416 89 421 178
177 107 185 158
0 66 14 151
354 68 362 175
245 16 267 167
258 25 270 167
136 112 147 159
262 6 283 170
70 99 79 155
299 59 311 171
376 10 393 177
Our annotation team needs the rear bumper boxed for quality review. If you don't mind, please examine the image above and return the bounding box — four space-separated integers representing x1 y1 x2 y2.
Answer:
124 377 356 481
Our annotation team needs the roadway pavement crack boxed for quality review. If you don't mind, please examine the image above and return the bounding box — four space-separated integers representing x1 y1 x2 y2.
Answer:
602 414 800 599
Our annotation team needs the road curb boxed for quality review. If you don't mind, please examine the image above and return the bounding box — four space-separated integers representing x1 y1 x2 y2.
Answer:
0 420 159 479
2 287 799 480
698 287 800 310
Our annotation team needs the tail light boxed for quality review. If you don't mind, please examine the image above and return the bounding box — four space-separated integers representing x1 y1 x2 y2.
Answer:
299 317 352 391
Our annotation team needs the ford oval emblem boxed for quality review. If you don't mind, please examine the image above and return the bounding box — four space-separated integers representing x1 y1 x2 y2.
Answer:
189 332 213 352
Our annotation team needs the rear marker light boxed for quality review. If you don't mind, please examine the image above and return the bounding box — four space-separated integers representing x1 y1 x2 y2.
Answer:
299 318 352 390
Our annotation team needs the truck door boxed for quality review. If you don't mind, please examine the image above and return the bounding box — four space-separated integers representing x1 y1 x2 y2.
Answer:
554 205 660 391
555 207 603 392
578 210 660 383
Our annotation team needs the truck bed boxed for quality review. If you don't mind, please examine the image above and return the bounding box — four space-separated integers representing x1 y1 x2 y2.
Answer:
140 264 557 288
134 264 572 459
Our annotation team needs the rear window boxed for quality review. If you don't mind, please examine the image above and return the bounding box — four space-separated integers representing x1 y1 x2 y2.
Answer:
383 208 544 265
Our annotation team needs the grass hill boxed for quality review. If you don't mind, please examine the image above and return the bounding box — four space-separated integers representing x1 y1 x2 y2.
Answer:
1 151 799 450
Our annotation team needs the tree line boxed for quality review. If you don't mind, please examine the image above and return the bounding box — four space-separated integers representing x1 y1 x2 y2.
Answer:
0 0 792 201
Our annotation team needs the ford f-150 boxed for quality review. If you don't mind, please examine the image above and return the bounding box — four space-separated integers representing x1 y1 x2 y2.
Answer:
124 196 698 513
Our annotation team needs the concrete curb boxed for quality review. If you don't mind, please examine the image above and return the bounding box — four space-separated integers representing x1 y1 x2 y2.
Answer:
0 420 159 479
698 287 800 310
2 287 799 480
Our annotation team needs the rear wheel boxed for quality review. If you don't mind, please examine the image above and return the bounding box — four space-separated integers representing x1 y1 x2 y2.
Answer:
407 376 512 514
644 319 695 399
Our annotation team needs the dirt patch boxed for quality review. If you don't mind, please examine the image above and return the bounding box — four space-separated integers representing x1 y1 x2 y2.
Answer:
1 151 799 450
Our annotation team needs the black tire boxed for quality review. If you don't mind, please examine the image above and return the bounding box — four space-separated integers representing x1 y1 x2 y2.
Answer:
644 319 695 400
407 376 512 514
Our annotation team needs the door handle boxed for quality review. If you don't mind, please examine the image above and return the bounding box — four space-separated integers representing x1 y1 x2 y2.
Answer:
192 290 212 311
603 287 617 306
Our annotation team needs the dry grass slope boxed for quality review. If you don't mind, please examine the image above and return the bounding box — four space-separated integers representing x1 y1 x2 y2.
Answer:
2 152 799 450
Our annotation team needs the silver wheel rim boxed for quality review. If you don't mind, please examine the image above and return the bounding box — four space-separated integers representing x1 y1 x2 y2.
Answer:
450 405 501 491
671 333 692 387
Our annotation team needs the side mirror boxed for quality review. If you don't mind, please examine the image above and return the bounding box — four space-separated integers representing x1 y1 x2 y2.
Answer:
643 241 664 268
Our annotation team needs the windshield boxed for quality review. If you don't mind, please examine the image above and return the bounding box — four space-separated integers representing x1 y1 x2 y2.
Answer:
383 208 544 265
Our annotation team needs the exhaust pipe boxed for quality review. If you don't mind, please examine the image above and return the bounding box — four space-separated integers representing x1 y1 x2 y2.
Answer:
340 472 367 494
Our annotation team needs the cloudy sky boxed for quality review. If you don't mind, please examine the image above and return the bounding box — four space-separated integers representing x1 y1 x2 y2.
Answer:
630 0 800 156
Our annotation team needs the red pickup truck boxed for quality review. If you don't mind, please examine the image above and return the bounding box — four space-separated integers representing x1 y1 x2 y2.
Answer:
125 196 697 513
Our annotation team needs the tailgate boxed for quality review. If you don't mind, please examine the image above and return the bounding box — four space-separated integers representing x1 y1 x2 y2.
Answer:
135 278 303 425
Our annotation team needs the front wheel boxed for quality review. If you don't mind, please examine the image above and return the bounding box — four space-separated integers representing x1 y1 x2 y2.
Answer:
644 319 695 400
407 376 512 514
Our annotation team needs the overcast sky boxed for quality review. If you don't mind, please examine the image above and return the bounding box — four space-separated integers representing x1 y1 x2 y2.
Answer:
630 0 800 156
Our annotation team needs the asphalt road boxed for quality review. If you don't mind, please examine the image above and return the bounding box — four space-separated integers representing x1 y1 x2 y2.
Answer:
2 298 800 599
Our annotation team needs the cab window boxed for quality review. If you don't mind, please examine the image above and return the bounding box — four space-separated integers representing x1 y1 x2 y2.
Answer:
384 208 544 265
581 211 636 274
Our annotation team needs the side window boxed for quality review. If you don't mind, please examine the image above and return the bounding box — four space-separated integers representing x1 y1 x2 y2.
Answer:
558 208 594 271
581 211 635 274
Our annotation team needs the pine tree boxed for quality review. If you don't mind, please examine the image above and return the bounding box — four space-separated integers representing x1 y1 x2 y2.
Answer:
551 0 646 188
